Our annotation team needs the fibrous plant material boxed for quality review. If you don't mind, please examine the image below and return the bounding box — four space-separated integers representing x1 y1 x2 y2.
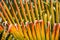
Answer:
0 0 60 40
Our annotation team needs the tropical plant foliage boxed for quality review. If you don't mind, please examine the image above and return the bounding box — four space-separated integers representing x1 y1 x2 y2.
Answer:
0 0 60 40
